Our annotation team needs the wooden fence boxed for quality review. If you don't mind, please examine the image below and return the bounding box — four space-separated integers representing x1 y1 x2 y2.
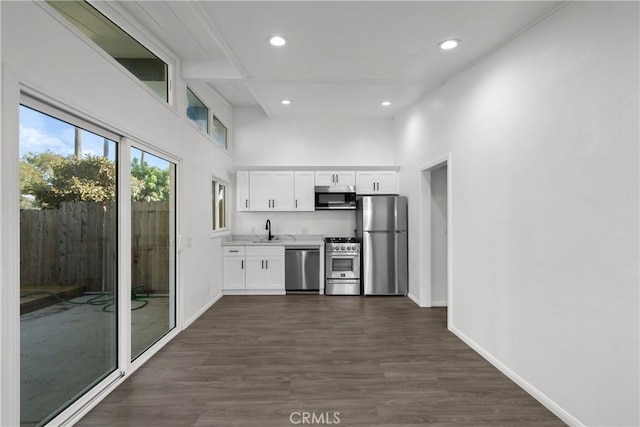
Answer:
20 201 171 293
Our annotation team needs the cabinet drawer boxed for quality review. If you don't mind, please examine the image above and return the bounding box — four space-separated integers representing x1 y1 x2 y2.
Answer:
246 246 284 257
223 246 245 256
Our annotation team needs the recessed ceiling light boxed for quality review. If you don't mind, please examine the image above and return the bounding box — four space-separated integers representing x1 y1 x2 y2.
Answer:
438 39 460 50
381 101 391 106
281 99 291 105
268 35 287 47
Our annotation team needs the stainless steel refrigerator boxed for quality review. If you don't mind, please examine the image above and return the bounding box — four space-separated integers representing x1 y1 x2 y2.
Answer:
356 196 408 296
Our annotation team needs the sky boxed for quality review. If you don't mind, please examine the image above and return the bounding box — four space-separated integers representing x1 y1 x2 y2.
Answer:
19 105 170 170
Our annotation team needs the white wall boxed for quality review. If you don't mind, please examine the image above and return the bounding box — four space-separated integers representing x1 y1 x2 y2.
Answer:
231 106 394 235
233 106 395 167
394 2 639 426
1 3 232 422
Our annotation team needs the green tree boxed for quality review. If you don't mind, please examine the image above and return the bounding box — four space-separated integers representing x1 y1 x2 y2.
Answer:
19 152 171 209
130 157 170 202
30 154 116 209
20 151 65 209
20 152 115 209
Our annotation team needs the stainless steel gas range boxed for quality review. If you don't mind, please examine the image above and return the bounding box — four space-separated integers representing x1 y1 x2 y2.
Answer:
324 237 361 295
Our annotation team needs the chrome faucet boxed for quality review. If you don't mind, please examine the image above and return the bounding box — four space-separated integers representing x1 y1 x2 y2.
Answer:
265 219 273 241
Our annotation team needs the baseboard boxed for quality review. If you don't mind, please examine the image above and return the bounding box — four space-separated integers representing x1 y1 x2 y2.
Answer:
184 291 223 328
222 289 286 296
431 300 447 307
407 292 421 306
448 325 583 427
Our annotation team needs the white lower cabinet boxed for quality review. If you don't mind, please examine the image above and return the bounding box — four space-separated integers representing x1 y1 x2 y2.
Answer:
223 245 285 294
223 257 245 289
223 246 245 290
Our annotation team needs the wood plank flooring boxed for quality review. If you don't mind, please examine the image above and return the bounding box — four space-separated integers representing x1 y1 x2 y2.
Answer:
79 296 564 426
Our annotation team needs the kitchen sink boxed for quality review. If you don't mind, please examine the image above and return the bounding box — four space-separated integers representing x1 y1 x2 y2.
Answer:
251 239 282 244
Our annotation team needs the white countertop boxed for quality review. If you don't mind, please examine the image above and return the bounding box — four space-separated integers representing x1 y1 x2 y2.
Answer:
222 234 325 247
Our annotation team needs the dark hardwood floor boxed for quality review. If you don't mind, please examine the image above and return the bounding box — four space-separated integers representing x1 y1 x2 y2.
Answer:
79 296 564 426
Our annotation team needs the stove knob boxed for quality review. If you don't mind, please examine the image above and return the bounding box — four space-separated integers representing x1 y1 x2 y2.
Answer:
347 246 352 251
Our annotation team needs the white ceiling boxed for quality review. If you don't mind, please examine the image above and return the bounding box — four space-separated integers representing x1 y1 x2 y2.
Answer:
117 1 565 117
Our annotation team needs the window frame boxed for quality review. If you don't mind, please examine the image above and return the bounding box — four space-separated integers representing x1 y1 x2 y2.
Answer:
185 86 210 136
41 0 176 108
211 174 230 237
211 114 228 151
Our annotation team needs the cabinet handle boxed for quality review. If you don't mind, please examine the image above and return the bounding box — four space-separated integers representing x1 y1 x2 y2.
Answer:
245 199 248 208
273 200 275 208
241 260 244 269
230 250 239 253
295 200 298 208
265 260 268 269
373 182 376 191
261 260 264 269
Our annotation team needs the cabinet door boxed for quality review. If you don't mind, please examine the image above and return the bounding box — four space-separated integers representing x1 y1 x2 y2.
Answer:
249 171 271 211
236 171 250 212
271 171 295 211
336 171 356 186
356 171 377 195
315 171 335 186
294 171 315 211
245 257 265 289
375 171 398 194
263 256 285 290
223 257 245 290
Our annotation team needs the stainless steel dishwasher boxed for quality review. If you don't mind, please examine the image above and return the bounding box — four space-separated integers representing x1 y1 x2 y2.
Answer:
285 247 320 293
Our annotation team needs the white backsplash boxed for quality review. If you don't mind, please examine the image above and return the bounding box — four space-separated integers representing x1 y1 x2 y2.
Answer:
232 210 356 238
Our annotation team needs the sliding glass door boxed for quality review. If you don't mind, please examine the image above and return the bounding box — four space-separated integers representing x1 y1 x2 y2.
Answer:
19 103 118 426
18 99 179 425
130 147 176 359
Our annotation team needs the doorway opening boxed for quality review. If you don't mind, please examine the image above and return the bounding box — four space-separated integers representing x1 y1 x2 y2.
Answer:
419 156 451 323
430 165 448 306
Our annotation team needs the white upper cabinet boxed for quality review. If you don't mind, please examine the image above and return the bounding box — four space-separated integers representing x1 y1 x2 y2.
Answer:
249 171 295 211
315 171 355 187
271 171 295 211
238 169 398 212
248 171 271 211
236 171 250 212
294 171 315 211
356 171 398 195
